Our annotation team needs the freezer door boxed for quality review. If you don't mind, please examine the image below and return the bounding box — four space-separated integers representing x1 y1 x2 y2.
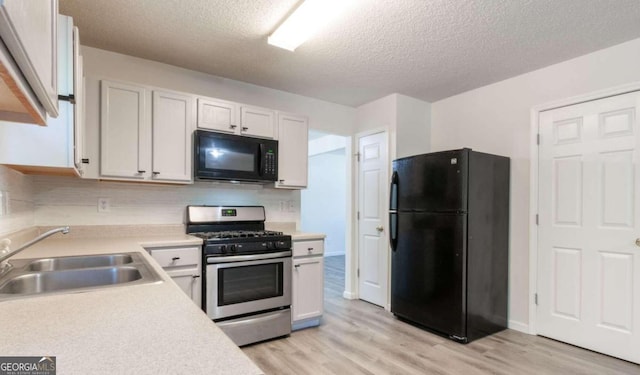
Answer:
391 212 467 338
392 149 468 212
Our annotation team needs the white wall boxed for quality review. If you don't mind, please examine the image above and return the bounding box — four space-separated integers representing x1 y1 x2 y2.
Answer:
396 94 431 158
355 93 431 158
81 46 356 136
32 176 299 227
430 37 640 330
0 166 34 235
33 45 357 230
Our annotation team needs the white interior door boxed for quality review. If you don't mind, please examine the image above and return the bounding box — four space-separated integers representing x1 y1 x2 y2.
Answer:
357 131 389 307
538 90 640 363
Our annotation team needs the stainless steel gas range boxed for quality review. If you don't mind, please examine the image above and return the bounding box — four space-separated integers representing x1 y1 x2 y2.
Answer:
186 205 292 346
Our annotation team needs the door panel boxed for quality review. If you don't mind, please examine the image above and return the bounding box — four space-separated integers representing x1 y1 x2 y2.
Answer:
152 90 193 182
358 131 388 307
392 149 468 212
292 257 324 321
100 81 149 179
391 212 466 337
538 90 640 363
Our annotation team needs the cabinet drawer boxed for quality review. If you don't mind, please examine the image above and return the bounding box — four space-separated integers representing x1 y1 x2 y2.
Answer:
148 246 200 269
293 240 324 257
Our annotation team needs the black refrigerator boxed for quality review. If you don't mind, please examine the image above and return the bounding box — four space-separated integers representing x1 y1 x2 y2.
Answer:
389 148 510 343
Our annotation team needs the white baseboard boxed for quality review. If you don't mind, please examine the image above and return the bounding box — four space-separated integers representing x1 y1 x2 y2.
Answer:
342 290 357 299
508 320 530 334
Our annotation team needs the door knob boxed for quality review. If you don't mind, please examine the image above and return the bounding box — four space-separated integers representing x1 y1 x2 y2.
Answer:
376 226 384 232
636 238 640 247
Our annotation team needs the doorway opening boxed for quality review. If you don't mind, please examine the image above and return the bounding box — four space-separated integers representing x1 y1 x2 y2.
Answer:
301 130 349 298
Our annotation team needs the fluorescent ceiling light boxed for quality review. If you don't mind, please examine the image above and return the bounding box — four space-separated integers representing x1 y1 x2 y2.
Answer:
268 0 353 51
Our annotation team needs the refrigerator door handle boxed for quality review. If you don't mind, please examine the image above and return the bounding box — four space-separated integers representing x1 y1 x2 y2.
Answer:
389 212 398 251
390 171 399 211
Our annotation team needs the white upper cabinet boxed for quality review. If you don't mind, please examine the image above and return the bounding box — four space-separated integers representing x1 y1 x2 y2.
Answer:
197 97 238 134
240 105 275 139
100 80 195 184
276 113 308 189
0 15 82 176
0 0 58 124
197 98 276 139
100 81 150 180
152 90 194 183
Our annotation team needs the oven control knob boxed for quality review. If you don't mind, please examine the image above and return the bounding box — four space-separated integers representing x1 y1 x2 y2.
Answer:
229 244 237 253
219 245 227 254
267 242 275 250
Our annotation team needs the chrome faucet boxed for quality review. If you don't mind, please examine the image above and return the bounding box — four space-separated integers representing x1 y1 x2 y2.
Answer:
0 226 70 274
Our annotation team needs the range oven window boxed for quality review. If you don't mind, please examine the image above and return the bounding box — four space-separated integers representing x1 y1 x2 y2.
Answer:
218 263 283 306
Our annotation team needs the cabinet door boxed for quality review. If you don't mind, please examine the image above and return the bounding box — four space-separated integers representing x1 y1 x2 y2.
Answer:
152 90 194 183
148 246 201 307
276 113 308 188
0 99 72 168
74 46 84 173
292 256 324 322
197 98 238 134
166 269 202 307
240 105 275 139
0 0 58 117
100 80 150 179
293 239 324 257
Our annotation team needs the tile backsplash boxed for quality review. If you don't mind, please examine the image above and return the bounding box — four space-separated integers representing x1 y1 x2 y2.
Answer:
0 165 35 235
32 175 300 227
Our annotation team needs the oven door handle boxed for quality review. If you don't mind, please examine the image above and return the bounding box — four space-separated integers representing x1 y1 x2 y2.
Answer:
206 251 292 264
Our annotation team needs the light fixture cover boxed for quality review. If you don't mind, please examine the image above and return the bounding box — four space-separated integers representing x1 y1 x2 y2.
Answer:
268 0 353 51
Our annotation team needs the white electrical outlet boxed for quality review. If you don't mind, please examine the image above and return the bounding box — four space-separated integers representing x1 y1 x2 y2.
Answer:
288 200 295 212
97 198 111 213
279 201 286 212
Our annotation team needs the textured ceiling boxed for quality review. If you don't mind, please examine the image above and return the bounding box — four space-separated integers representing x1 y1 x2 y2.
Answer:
59 0 640 107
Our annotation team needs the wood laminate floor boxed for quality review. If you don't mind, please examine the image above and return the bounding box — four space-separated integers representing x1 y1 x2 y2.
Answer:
242 255 640 374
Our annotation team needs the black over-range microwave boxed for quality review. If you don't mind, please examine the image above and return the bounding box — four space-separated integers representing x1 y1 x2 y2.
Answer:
194 130 278 182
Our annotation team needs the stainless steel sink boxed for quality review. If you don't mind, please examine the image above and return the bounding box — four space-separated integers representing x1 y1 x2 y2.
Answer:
0 266 142 294
25 254 134 271
0 252 162 300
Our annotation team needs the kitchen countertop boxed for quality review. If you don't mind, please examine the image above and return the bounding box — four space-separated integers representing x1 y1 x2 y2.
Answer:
287 231 326 241
264 223 325 241
0 234 263 375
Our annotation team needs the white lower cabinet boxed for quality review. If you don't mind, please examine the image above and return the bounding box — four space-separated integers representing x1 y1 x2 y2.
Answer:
147 245 201 307
292 238 324 330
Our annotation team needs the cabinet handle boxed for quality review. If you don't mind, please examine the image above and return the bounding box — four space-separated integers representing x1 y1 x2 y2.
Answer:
242 127 249 131
152 171 160 175
294 264 300 268
308 248 314 252
192 275 200 279
137 170 146 174
229 125 237 129
172 257 180 261
279 179 285 183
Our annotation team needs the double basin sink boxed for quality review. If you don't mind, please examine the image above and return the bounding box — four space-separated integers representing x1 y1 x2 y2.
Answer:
0 252 163 300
